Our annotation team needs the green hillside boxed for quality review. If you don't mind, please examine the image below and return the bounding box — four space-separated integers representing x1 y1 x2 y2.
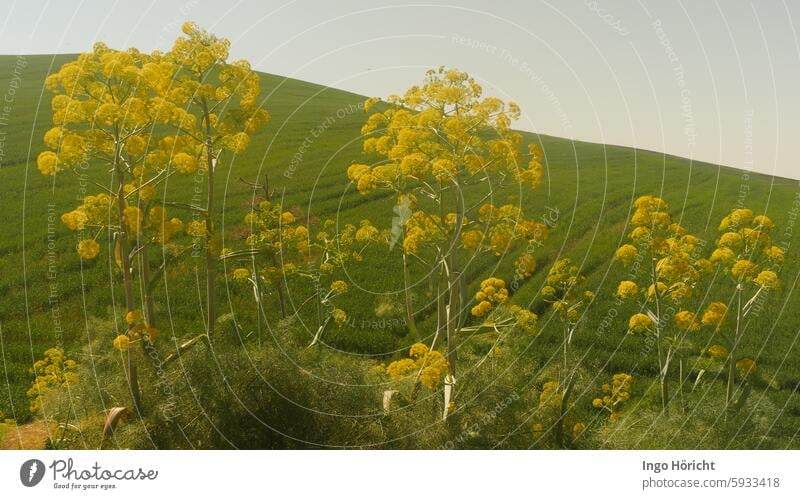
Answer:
1 54 798 449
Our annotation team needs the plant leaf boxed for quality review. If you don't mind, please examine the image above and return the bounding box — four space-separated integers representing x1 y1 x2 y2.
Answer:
100 407 129 448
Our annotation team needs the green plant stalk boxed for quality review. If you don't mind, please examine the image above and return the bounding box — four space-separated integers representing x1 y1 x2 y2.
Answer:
140 239 156 328
651 258 668 412
202 101 217 338
113 137 142 413
444 183 465 421
726 284 744 408
446 266 460 379
679 357 685 411
563 322 570 378
269 254 288 319
557 321 573 447
556 374 576 448
263 179 287 320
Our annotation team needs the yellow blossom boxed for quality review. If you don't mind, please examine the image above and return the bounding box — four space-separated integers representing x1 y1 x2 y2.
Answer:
76 239 100 260
674 310 700 331
113 334 131 352
330 280 349 294
702 302 728 327
615 244 638 265
125 310 143 325
731 259 758 281
232 268 250 281
736 358 757 377
616 280 639 299
628 313 653 334
754 270 779 289
332 308 347 327
707 344 728 360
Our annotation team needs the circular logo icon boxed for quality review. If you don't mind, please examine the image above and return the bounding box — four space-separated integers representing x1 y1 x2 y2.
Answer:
20 459 45 487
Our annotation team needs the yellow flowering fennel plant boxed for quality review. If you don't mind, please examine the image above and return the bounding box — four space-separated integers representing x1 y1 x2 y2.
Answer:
351 67 546 419
27 348 79 415
530 381 587 448
541 259 594 375
385 343 449 391
591 373 633 422
156 22 269 340
538 259 594 446
706 208 783 409
232 192 310 320
225 200 381 347
38 42 186 410
614 195 709 411
27 348 83 449
469 277 538 336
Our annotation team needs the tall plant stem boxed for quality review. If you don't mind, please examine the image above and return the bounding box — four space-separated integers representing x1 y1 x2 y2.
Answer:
558 322 574 448
563 323 570 378
726 284 744 408
113 139 141 413
140 241 156 328
442 180 464 422
678 358 685 411
651 258 668 412
202 103 217 338
263 177 287 319
269 254 288 319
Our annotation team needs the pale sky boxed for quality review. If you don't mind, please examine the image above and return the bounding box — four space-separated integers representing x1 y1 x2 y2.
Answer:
2 0 799 179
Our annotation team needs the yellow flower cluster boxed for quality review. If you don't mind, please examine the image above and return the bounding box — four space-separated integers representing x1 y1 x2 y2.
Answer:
166 23 268 154
385 343 449 390
509 305 539 334
735 358 757 378
61 194 113 232
628 313 654 334
617 198 706 298
701 302 728 328
39 44 162 177
26 348 79 413
113 335 131 352
707 344 729 360
470 203 549 257
754 270 780 289
114 309 159 352
354 220 382 243
616 195 710 344
515 253 538 278
616 280 639 299
591 373 633 421
713 208 782 287
309 218 379 278
330 280 349 294
244 201 310 268
355 67 526 195
673 310 700 332
232 268 251 281
332 308 348 327
402 210 443 255
77 239 100 260
148 206 184 244
186 220 207 238
539 380 562 412
541 259 592 324
471 277 509 317
615 244 639 265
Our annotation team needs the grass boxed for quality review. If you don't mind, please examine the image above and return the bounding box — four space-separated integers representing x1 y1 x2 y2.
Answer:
1 54 799 448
